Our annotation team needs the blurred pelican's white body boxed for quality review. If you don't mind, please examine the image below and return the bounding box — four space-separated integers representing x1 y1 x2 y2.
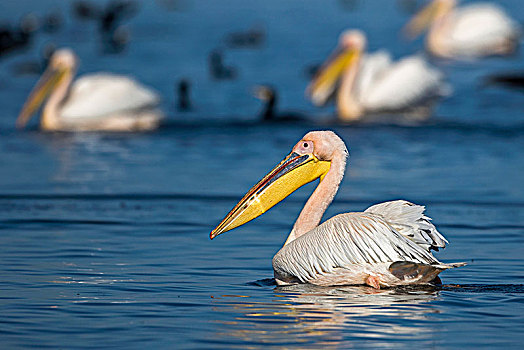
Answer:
407 0 520 58
351 51 444 118
308 30 446 122
57 74 162 131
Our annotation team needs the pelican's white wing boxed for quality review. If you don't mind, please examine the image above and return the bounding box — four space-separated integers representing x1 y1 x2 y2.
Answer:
360 55 444 112
273 208 442 284
60 74 161 120
447 4 520 56
354 50 392 103
364 200 448 251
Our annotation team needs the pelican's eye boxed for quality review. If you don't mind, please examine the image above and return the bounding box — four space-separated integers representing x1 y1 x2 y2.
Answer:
295 140 314 155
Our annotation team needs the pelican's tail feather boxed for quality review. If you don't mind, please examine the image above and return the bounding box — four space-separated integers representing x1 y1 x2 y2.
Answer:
389 261 466 285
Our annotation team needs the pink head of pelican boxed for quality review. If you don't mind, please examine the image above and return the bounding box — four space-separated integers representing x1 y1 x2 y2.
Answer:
17 48 77 130
307 30 365 109
211 131 465 288
17 48 163 132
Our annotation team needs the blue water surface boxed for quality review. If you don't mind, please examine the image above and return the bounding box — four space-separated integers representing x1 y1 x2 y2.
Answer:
0 0 523 349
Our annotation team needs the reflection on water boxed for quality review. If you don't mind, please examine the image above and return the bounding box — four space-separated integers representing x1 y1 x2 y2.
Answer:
213 285 441 348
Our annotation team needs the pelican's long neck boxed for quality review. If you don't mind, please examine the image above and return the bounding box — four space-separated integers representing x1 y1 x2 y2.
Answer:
41 70 74 130
284 151 347 245
337 54 363 121
427 8 453 58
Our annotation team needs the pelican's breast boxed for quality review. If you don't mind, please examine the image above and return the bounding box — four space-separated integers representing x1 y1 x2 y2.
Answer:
354 50 392 103
60 73 161 120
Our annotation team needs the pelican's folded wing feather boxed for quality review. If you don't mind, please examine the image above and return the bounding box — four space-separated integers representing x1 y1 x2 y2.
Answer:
272 212 440 283
360 55 444 111
364 200 448 251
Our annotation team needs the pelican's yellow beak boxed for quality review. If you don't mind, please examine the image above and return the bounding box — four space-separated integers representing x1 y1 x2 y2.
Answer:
307 46 360 106
210 152 331 239
16 65 68 129
404 0 442 38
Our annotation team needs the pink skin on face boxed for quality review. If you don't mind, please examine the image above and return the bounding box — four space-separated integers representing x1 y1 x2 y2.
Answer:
293 140 314 155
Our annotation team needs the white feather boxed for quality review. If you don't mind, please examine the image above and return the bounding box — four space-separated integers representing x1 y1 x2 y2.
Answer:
273 209 442 284
364 200 448 251
444 4 520 57
60 73 161 120
360 55 444 111
354 50 392 103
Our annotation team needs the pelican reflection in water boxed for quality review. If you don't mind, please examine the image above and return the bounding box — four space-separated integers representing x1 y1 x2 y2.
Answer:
307 30 446 122
211 131 465 288
17 48 164 132
405 0 520 59
212 284 441 348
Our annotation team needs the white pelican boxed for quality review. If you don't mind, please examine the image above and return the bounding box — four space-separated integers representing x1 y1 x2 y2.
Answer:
307 30 446 122
17 48 164 132
404 0 521 58
210 131 465 288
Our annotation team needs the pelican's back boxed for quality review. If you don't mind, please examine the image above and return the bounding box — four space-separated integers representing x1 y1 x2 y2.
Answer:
448 4 520 56
60 74 161 120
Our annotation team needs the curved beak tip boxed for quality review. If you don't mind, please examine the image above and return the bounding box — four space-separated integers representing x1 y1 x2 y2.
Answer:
210 228 221 240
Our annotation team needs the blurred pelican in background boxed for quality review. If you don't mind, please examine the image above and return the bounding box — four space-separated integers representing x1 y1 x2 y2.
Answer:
211 131 465 288
308 30 446 122
404 0 520 59
17 48 164 131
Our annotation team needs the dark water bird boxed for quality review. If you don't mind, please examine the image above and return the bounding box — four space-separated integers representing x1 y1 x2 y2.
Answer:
100 0 139 33
12 42 56 75
176 79 192 111
208 49 237 80
0 14 38 58
224 24 265 48
253 85 304 122
337 0 361 12
72 1 100 21
396 0 421 15
71 1 137 54
72 0 138 31
101 25 130 54
304 63 321 79
98 1 137 54
482 72 524 92
42 11 63 33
